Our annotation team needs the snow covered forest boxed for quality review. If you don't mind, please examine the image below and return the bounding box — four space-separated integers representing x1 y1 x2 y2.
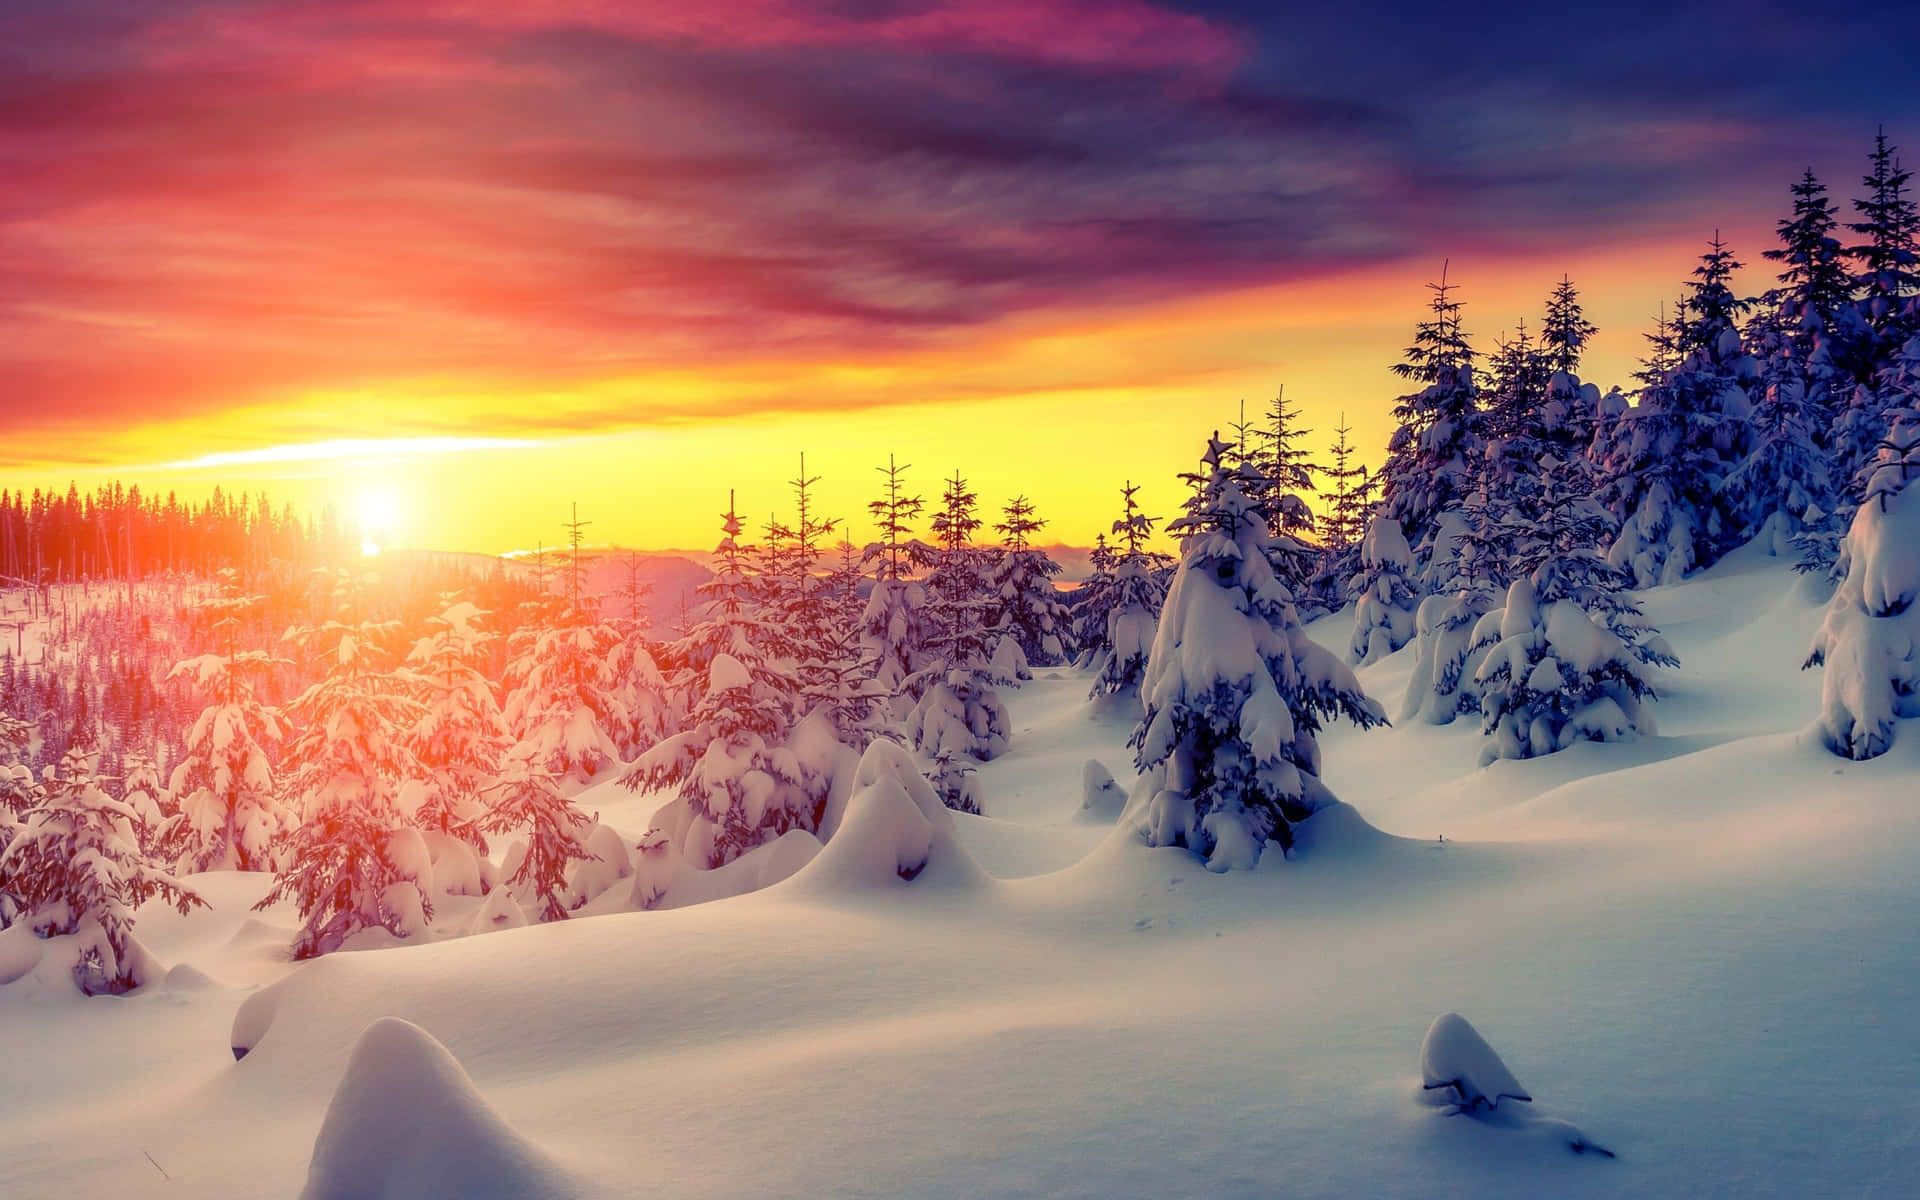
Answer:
4 136 1920 1197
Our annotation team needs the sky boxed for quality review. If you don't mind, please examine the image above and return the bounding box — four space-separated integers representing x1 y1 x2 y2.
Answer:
3 0 1918 554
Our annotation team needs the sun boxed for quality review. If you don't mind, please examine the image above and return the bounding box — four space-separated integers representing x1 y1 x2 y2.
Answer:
354 487 402 556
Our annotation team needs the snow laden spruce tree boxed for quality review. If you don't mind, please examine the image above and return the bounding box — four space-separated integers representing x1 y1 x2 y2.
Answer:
1598 234 1759 585
159 583 291 873
1082 482 1170 700
501 600 626 785
0 747 203 994
1378 265 1483 587
405 599 512 899
258 597 433 959
986 495 1073 669
767 458 890 747
484 750 593 922
859 455 933 705
1471 479 1667 763
1805 417 1920 758
1130 435 1385 871
905 471 1010 813
1348 515 1418 665
624 496 845 890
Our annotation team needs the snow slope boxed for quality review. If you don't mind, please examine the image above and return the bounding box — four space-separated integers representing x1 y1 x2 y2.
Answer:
2 552 1916 1198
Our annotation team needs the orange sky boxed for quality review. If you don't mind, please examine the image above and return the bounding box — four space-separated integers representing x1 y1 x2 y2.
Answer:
0 233 1766 556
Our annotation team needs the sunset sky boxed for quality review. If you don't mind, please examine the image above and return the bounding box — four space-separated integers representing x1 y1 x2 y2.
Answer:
3 0 1917 554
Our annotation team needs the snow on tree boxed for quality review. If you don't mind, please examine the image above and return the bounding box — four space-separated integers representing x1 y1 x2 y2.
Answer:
480 751 593 922
860 455 934 703
500 605 626 785
1130 434 1386 871
1379 266 1484 583
905 471 1010 813
623 499 849 881
1597 235 1759 586
766 458 890 747
1474 571 1659 763
604 557 673 760
118 750 166 849
1847 129 1920 339
406 600 509 853
0 714 32 915
257 610 433 959
0 747 203 994
1725 356 1835 556
1347 515 1418 665
1805 418 1920 759
1085 483 1171 700
1400 585 1503 726
159 586 291 874
986 495 1073 669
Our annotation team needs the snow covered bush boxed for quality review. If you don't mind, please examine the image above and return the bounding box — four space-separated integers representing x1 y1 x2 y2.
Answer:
1130 435 1386 871
0 748 203 994
257 617 433 959
1474 576 1657 763
1805 419 1920 758
1399 587 1502 725
1347 516 1418 664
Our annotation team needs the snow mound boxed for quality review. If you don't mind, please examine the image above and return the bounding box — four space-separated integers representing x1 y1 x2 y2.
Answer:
231 975 290 1060
300 1017 578 1200
1420 1012 1531 1111
782 741 988 895
466 885 528 936
1079 759 1125 819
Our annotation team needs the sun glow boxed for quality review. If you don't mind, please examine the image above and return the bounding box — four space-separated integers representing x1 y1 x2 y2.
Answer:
355 488 401 556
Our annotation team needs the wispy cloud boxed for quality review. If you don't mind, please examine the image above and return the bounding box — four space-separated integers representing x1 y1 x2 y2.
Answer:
153 436 539 470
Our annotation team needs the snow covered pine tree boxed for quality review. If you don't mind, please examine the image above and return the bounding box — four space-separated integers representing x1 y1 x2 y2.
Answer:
0 748 203 994
1131 435 1385 871
1806 417 1920 758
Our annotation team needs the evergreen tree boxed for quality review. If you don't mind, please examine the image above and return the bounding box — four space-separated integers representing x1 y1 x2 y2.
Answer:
405 600 510 852
622 499 844 877
905 471 1008 812
1541 275 1598 376
1131 435 1385 871
257 608 433 959
1347 515 1419 665
1084 483 1170 699
859 455 933 701
0 747 203 993
483 751 593 922
1379 265 1483 582
1805 415 1920 758
1598 236 1759 585
986 495 1072 668
159 585 291 874
1847 129 1920 335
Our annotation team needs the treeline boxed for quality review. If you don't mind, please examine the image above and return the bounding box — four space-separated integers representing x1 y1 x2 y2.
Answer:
0 482 357 585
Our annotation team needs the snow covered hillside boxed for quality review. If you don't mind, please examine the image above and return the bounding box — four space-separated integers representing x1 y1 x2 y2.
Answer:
1 549 1915 1199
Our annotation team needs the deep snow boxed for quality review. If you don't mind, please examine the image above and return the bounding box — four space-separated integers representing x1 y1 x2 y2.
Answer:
2 547 1917 1198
